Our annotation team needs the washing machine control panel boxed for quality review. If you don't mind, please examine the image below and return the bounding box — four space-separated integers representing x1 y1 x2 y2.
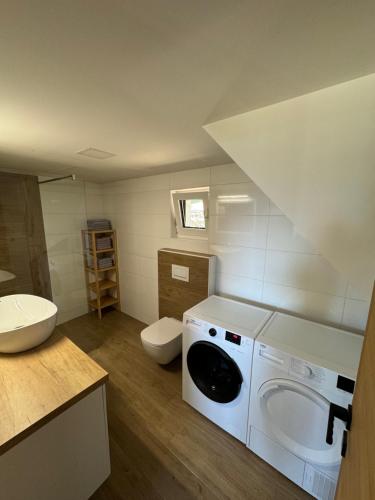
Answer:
225 331 241 345
185 315 253 353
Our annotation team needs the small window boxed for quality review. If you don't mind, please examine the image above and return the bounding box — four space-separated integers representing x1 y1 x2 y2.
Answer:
171 188 209 238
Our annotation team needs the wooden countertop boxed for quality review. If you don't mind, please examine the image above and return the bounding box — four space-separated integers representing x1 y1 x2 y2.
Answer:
0 332 108 455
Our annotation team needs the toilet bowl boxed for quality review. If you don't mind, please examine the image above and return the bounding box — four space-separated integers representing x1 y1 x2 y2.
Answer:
141 317 182 364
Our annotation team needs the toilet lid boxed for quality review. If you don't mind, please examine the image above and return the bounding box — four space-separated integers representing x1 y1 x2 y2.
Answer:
141 317 182 346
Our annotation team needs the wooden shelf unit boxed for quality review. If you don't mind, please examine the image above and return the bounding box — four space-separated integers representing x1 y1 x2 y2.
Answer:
81 229 121 319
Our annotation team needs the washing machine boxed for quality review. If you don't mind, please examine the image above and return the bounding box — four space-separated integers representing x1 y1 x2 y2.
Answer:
248 312 364 500
182 295 273 443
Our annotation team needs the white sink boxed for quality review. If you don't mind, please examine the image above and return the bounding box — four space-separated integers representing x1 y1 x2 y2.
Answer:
0 294 58 353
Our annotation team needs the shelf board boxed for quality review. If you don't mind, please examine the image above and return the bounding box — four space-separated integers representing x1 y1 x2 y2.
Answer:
86 248 114 256
89 279 117 292
95 248 114 254
85 266 116 273
89 296 119 310
83 229 114 234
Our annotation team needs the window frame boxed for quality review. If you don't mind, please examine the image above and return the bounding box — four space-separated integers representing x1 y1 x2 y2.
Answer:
171 188 209 238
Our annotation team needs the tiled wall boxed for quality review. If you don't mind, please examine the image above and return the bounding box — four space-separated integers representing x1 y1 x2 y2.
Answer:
102 163 371 332
40 178 104 324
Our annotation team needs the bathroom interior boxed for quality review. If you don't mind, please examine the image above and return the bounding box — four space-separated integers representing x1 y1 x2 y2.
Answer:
0 2 374 500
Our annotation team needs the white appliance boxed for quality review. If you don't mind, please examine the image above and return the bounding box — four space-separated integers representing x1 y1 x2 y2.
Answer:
248 313 363 500
182 295 273 443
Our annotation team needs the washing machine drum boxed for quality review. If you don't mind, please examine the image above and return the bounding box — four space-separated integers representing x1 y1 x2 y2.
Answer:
187 341 243 403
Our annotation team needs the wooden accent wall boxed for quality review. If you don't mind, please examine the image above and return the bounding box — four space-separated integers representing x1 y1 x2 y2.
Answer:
0 172 52 299
158 248 215 321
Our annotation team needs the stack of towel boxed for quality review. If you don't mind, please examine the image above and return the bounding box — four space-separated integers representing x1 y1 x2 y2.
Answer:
86 255 114 269
97 257 114 269
87 219 112 231
96 237 112 250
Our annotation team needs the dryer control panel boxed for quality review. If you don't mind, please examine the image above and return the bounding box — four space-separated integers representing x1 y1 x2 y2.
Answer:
255 342 355 404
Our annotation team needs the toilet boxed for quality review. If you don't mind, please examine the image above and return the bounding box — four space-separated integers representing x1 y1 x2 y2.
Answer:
141 317 182 365
141 248 216 364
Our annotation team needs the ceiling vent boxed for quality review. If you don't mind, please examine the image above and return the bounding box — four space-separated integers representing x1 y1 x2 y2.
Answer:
77 148 115 160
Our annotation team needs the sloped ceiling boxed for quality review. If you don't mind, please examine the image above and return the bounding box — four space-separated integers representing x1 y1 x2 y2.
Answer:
204 74 375 295
1 1 375 181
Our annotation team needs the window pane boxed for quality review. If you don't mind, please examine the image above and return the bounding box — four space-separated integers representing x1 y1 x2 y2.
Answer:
181 198 205 229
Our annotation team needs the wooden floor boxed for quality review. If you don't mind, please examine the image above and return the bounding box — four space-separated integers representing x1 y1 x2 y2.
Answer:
57 310 311 500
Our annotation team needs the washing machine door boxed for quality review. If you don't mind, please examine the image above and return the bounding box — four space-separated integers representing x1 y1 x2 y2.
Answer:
258 378 344 467
187 341 243 403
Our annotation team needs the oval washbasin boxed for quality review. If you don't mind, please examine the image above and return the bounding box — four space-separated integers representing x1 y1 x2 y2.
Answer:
0 294 57 353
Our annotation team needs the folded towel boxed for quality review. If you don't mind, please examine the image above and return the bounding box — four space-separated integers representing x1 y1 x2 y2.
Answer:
87 219 112 230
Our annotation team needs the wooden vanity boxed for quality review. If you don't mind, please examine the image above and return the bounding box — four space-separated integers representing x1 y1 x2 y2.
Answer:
0 333 110 500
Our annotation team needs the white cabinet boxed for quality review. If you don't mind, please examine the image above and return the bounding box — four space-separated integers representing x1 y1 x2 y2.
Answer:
0 385 110 500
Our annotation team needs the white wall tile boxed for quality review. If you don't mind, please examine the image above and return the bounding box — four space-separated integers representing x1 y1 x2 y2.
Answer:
130 235 170 259
118 253 139 275
127 213 171 237
133 190 171 214
53 287 87 310
43 213 86 234
346 283 373 302
138 257 158 280
56 304 88 325
262 282 345 325
267 216 318 254
166 236 210 254
119 254 158 281
212 244 266 281
103 180 129 195
210 163 249 185
210 182 269 216
210 215 268 248
264 250 347 296
121 272 140 320
45 234 82 256
119 272 158 325
50 269 86 296
170 167 210 190
41 190 86 214
102 192 119 215
84 182 103 195
342 299 370 331
85 192 104 217
139 276 159 325
48 253 83 277
216 273 263 302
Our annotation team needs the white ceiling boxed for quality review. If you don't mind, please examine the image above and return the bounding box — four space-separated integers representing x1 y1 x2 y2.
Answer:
1 0 375 182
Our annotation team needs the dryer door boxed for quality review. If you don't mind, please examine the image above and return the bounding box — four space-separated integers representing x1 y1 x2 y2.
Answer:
187 341 243 403
258 378 344 467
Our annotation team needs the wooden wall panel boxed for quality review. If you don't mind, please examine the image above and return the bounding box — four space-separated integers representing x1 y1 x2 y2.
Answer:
158 248 215 321
0 172 52 299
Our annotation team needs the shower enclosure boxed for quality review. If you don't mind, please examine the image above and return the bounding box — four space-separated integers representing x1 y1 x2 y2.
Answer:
0 171 51 299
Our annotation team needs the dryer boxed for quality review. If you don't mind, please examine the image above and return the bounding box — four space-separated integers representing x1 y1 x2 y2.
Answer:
182 295 273 443
248 313 363 500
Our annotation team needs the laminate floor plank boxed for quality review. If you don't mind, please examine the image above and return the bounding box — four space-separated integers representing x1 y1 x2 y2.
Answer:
56 310 311 500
